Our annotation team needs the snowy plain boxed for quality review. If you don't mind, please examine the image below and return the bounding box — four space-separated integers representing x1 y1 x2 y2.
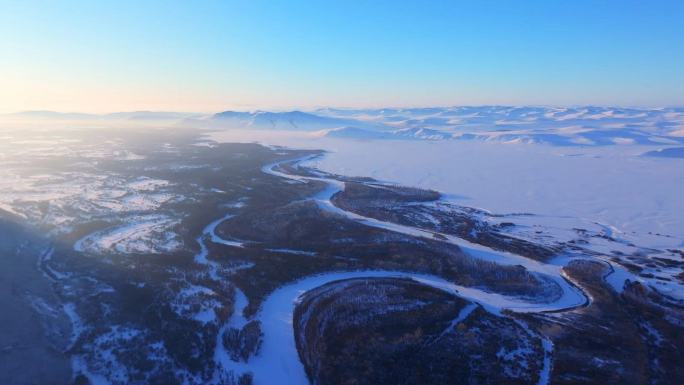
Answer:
208 131 684 252
207 106 684 299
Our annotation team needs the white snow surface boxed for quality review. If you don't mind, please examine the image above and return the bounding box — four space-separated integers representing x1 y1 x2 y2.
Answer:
307 141 683 244
75 215 182 255
207 106 684 255
209 126 684 298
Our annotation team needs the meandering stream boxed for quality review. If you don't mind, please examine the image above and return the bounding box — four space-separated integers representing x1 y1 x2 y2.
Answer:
199 155 593 385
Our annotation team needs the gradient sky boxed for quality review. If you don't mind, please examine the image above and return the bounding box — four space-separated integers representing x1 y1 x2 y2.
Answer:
1 0 683 113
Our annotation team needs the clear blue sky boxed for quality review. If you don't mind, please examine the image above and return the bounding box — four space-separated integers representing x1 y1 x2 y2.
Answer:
1 0 683 112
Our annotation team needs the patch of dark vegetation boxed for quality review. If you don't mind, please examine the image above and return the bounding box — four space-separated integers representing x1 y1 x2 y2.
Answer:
223 320 263 362
652 256 684 268
225 200 561 316
621 261 645 273
294 277 544 385
496 221 516 228
237 372 253 385
667 249 684 258
676 271 684 284
518 260 684 385
332 181 559 261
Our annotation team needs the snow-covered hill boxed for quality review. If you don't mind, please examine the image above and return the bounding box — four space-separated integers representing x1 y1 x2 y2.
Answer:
209 106 684 148
212 110 378 131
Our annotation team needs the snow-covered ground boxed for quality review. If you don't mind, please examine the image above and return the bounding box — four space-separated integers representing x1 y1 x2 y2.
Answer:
210 106 684 300
211 132 683 250
306 141 684 246
74 214 182 255
207 106 684 253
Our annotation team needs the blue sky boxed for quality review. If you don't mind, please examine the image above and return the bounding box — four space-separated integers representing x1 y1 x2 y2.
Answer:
1 0 683 112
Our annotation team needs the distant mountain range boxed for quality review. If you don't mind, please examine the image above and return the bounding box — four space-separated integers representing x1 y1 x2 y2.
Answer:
212 110 378 131
6 106 684 147
642 147 684 158
211 106 684 146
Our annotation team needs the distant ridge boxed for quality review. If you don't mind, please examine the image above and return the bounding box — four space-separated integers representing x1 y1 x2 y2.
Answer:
212 110 372 131
6 106 684 148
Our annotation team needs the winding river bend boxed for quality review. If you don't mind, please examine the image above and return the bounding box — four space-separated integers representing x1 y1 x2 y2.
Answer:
205 155 592 385
261 156 588 312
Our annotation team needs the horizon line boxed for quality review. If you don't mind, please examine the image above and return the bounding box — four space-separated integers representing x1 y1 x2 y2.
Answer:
3 104 683 117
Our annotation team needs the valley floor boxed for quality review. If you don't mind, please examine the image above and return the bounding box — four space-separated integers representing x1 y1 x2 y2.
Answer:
0 124 681 385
